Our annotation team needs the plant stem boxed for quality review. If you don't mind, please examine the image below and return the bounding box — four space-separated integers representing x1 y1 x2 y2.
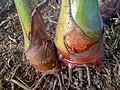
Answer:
14 0 38 50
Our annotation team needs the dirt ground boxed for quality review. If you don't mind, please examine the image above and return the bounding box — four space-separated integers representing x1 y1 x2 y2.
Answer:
0 0 120 90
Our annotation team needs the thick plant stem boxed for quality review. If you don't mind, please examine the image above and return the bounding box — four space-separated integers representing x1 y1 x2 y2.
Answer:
70 0 103 42
14 0 38 51
54 0 103 55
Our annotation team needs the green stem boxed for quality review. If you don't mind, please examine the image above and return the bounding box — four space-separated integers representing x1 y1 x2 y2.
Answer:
70 0 103 42
14 0 38 51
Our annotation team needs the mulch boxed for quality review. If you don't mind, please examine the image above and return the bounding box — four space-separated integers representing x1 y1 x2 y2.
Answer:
0 0 120 90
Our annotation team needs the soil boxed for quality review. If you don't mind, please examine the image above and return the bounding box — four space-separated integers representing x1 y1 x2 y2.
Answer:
0 0 120 90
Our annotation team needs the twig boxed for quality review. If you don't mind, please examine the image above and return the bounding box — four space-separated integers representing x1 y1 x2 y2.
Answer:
15 76 29 89
0 14 18 28
52 78 57 90
111 52 119 65
0 80 2 90
78 68 83 87
118 64 120 77
6 78 30 90
8 35 17 43
11 83 14 90
32 73 48 90
86 66 91 85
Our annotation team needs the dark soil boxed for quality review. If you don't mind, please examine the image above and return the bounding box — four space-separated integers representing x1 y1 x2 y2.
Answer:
0 0 120 90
